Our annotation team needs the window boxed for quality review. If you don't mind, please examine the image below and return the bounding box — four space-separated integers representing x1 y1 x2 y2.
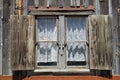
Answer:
10 15 113 71
66 16 87 66
36 16 89 70
36 17 58 67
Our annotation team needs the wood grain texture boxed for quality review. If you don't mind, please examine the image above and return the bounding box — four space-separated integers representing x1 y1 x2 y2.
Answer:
0 19 2 75
89 15 113 70
99 0 109 14
31 0 94 7
89 15 98 69
34 0 39 7
10 15 35 70
97 15 106 69
23 0 28 15
0 0 3 75
26 15 35 70
15 0 23 15
10 15 19 70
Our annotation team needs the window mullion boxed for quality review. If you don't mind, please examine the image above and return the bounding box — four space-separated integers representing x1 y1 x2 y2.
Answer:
58 16 66 69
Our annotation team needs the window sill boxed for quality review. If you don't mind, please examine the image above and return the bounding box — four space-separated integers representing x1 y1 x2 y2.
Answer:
34 69 90 73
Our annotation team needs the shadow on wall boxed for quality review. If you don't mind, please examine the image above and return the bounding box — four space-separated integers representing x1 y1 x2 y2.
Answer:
12 70 112 80
13 71 28 80
91 70 112 78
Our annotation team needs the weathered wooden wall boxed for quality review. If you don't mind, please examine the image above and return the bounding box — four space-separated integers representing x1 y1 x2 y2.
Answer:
30 0 94 7
112 0 119 75
0 0 120 76
116 0 120 75
110 0 120 75
99 0 109 14
2 0 11 75
0 0 3 75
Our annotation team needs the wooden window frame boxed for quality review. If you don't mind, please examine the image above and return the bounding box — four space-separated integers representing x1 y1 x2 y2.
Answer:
35 13 90 72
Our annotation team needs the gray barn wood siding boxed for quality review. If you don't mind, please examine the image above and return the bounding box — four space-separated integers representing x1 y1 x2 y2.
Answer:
112 0 119 75
2 0 11 75
111 0 120 75
99 0 109 14
117 0 120 74
32 0 94 7
0 0 120 75
0 0 3 75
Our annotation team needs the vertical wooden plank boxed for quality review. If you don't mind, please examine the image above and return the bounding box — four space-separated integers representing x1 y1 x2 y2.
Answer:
98 15 113 70
99 0 109 15
46 0 50 7
15 0 23 15
26 15 35 70
112 0 119 75
65 0 71 6
85 0 89 7
76 0 80 7
28 0 34 6
94 0 100 14
10 0 15 15
89 0 93 5
117 15 120 74
23 0 28 15
34 0 39 7
89 15 98 69
10 15 35 70
10 15 19 70
109 0 112 15
19 16 28 70
3 0 11 75
0 19 2 75
0 0 3 75
70 0 75 7
19 15 35 70
97 15 106 69
114 27 120 74
58 0 64 8
89 15 113 70
105 15 113 69
83 0 85 6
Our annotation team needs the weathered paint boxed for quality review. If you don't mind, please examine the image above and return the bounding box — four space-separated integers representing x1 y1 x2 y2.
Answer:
0 76 120 80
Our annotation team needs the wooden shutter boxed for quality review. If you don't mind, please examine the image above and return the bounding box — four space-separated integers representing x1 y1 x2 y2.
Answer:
10 15 35 70
89 15 113 70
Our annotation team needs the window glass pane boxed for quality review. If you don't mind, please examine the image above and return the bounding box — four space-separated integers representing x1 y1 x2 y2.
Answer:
67 42 86 66
67 42 86 61
37 17 57 41
66 16 87 66
37 43 58 66
66 17 86 41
